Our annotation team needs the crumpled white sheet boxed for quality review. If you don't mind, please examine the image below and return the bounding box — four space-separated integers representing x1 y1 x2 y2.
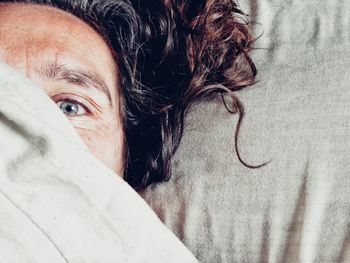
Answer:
0 62 198 263
141 0 350 262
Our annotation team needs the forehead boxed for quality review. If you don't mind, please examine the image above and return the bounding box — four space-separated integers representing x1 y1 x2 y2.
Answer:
0 3 117 94
0 3 106 49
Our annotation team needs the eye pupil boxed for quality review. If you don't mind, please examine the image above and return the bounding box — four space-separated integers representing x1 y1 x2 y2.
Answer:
66 105 74 112
60 101 79 115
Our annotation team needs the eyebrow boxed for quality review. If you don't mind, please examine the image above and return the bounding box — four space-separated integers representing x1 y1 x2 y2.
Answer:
40 62 112 105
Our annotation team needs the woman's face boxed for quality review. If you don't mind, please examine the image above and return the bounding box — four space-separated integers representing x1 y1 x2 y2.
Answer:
0 3 124 175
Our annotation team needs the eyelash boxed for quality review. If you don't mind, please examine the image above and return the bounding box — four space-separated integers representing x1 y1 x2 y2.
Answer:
52 95 92 116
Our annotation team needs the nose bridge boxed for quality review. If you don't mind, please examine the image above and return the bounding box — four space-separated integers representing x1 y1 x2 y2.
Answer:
1 41 55 97
3 44 31 78
2 37 48 79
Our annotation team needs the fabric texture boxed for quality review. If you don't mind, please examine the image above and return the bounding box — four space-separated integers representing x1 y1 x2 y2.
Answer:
141 0 350 262
0 63 198 263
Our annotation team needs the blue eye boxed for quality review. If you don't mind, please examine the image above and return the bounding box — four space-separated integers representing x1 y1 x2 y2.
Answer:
56 100 87 116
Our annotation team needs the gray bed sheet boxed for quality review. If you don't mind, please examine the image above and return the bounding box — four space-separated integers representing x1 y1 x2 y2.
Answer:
141 0 350 262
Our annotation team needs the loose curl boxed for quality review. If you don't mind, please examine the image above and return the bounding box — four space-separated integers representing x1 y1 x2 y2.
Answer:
0 0 265 188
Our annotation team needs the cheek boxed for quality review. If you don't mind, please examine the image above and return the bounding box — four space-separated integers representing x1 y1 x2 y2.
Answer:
76 122 124 176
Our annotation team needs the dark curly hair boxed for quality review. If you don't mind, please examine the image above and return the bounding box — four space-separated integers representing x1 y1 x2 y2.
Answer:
1 0 263 188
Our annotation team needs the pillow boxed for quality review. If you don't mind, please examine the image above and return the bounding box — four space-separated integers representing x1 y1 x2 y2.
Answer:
141 0 350 262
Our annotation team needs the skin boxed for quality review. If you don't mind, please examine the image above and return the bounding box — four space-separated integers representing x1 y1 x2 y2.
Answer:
0 3 124 175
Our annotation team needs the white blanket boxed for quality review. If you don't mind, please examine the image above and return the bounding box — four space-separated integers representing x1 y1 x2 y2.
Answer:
0 62 198 262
